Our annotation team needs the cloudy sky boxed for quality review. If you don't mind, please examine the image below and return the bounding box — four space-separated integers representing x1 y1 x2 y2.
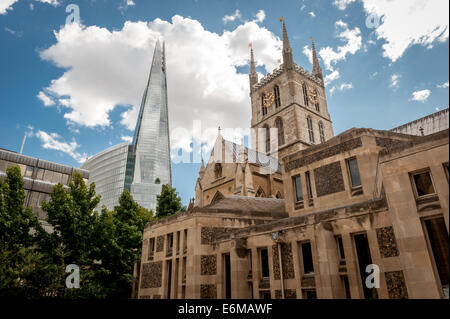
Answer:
1 0 449 205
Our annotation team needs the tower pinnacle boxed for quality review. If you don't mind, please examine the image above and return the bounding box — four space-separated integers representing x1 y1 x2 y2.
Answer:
281 18 294 70
310 38 323 82
249 43 258 90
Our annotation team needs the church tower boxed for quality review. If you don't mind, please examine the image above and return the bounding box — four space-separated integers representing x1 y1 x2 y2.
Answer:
249 19 334 161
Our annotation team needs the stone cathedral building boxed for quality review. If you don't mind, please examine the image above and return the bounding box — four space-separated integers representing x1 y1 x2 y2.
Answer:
133 21 449 300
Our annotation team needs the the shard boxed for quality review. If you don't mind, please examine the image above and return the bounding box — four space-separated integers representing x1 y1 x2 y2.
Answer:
82 40 172 211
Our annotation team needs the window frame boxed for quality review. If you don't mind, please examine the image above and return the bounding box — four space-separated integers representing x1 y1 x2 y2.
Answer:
346 157 362 189
318 121 325 143
274 85 281 108
409 168 437 200
275 117 285 146
307 116 315 144
259 248 270 279
292 174 304 204
302 83 309 106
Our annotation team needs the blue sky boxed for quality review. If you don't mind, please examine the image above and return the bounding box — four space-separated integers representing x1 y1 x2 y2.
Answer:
1 0 449 206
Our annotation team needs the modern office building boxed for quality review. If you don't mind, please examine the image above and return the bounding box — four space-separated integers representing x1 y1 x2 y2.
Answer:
0 148 89 232
82 40 172 211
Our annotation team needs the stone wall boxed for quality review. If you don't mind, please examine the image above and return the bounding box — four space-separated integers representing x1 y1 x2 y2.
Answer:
385 271 408 299
314 161 345 197
376 226 399 258
201 227 230 245
272 243 295 280
156 235 164 252
275 289 297 299
201 255 217 275
200 284 217 299
285 138 362 172
140 261 163 289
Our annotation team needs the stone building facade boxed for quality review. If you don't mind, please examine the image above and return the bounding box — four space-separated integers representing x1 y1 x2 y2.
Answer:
134 21 449 299
135 128 449 299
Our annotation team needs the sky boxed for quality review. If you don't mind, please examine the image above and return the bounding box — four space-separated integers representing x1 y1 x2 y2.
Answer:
1 0 449 206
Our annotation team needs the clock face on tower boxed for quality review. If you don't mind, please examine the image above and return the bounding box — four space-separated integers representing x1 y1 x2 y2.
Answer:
263 92 275 107
308 88 318 105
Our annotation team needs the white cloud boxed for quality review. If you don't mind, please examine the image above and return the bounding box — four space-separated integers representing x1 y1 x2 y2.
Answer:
126 0 135 6
0 0 18 14
339 82 353 90
4 27 23 37
329 86 336 95
254 10 265 23
37 91 56 106
308 11 316 18
223 9 242 24
121 135 133 143
29 3 34 10
329 82 353 95
333 0 357 10
389 73 400 89
324 69 340 86
318 20 362 71
35 130 88 163
410 89 431 102
39 16 282 153
338 0 449 62
35 0 59 7
437 81 449 88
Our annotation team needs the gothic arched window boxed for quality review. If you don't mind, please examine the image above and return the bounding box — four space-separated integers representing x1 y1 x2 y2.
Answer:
261 93 267 116
307 116 315 143
302 83 309 106
314 88 320 112
274 85 281 108
256 187 266 198
263 125 270 153
214 163 222 179
319 121 325 143
275 117 285 146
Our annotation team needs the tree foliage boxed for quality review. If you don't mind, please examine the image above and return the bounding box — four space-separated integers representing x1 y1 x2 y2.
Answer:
0 168 154 298
155 184 183 219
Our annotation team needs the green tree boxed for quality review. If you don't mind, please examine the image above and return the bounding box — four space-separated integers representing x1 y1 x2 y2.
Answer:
98 190 153 298
39 171 103 298
155 184 183 219
0 166 41 248
0 165 55 298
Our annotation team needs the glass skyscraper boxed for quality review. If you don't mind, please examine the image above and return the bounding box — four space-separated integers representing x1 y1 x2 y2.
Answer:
82 40 172 211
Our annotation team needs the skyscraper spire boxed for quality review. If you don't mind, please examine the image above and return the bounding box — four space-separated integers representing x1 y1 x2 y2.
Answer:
249 43 258 90
280 18 294 70
310 38 323 81
129 39 172 210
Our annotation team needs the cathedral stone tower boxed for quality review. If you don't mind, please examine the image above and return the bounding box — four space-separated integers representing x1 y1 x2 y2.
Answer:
249 20 334 161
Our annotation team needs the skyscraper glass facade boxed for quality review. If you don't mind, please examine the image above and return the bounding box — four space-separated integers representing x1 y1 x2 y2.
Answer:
82 40 172 211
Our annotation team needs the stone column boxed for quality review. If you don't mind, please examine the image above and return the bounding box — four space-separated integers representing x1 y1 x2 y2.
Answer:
231 238 250 299
314 221 341 298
